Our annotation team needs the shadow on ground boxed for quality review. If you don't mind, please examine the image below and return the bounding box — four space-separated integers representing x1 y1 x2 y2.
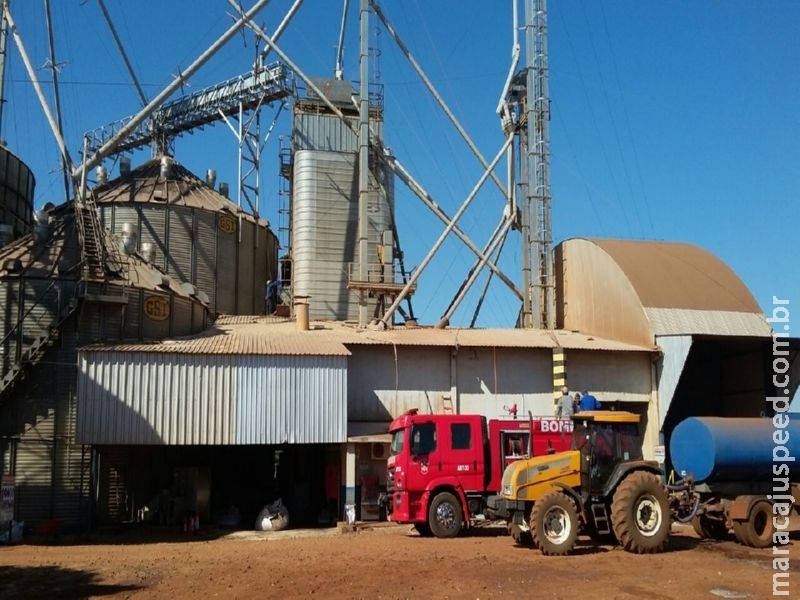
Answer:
0 566 142 599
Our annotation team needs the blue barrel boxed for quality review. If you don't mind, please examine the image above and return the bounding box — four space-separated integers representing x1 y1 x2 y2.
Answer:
669 417 800 483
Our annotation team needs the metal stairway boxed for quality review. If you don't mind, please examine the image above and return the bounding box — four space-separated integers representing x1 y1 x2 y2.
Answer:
74 191 107 281
0 280 80 398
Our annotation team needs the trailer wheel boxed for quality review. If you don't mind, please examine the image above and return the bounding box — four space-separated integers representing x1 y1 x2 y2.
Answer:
413 522 433 537
531 492 578 556
691 515 729 540
611 471 670 554
428 492 463 538
508 522 533 546
732 501 774 548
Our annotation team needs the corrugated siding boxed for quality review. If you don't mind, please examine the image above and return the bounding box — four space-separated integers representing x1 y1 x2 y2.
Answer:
78 352 236 444
15 439 53 524
0 145 35 237
0 280 15 373
172 296 192 335
236 355 346 444
167 206 193 284
141 292 171 340
195 210 217 313
237 220 256 314
294 113 359 152
216 214 237 314
139 206 167 270
77 352 346 445
655 335 692 428
292 150 391 321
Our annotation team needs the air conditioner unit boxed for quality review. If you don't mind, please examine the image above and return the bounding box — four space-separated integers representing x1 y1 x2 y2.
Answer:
370 442 388 460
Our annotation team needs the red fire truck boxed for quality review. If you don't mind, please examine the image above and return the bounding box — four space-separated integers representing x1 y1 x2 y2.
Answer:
381 408 573 537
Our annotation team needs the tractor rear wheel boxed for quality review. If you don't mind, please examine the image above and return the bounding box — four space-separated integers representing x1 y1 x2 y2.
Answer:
610 471 670 554
732 501 774 548
530 491 579 556
428 492 463 538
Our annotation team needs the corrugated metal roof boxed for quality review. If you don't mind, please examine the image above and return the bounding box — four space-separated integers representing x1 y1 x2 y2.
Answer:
0 204 196 301
80 317 654 355
646 308 771 338
587 238 762 313
340 325 654 352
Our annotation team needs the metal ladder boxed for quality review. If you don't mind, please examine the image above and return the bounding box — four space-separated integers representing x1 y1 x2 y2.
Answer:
591 503 612 535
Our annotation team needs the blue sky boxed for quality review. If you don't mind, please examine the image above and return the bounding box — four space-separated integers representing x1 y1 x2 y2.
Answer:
3 1 798 329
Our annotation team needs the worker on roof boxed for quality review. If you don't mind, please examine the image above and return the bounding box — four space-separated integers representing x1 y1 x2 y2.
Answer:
580 390 602 412
555 386 574 419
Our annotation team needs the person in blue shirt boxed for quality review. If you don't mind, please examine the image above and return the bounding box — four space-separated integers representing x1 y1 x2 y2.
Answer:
580 390 602 411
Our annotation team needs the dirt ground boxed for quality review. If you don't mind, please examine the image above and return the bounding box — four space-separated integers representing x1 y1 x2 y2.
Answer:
0 522 795 599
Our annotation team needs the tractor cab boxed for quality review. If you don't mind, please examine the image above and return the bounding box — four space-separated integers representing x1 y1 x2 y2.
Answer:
570 411 643 495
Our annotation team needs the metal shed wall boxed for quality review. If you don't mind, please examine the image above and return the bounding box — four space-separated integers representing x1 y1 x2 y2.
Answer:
566 350 652 403
655 335 692 428
236 355 346 443
347 346 451 421
347 345 554 420
457 348 553 417
77 352 346 445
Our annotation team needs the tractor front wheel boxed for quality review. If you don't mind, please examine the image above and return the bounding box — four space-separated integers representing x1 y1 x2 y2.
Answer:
530 491 579 556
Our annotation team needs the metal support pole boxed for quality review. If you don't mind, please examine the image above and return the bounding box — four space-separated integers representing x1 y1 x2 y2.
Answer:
437 214 514 328
3 2 74 176
379 149 522 301
73 0 273 181
378 134 513 326
370 0 508 200
358 0 370 326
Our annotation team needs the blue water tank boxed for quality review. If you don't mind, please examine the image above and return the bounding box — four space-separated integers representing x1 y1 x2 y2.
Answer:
669 417 800 483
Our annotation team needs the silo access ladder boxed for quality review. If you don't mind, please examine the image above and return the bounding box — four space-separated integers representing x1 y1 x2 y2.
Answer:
74 192 107 281
74 190 128 283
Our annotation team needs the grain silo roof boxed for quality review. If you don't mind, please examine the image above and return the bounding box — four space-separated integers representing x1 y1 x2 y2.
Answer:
92 158 261 224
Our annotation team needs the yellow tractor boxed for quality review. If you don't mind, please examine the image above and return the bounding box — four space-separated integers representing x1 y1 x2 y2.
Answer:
491 411 671 555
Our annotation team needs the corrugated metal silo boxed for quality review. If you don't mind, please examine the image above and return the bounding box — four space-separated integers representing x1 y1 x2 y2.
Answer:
95 158 278 316
292 150 393 321
0 146 35 241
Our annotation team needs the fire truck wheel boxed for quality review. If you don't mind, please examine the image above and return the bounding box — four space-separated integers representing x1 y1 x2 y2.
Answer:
428 492 463 538
530 492 578 556
732 501 774 548
610 471 670 554
413 522 433 537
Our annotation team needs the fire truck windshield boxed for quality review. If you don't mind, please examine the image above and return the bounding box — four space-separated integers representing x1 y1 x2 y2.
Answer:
390 430 404 456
